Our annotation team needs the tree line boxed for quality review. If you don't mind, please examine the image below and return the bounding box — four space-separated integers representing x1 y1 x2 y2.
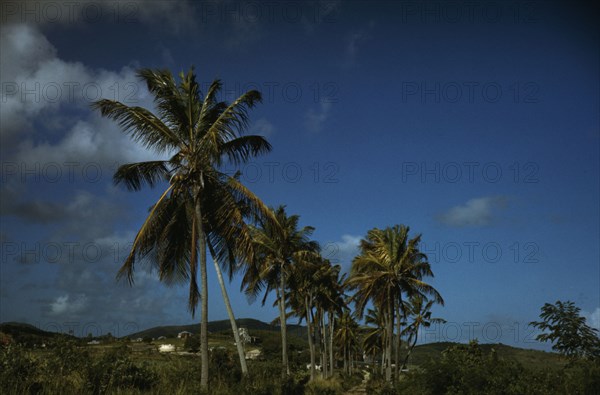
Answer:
92 66 597 392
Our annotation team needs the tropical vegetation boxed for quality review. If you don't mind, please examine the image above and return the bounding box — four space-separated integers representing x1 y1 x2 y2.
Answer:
3 66 597 394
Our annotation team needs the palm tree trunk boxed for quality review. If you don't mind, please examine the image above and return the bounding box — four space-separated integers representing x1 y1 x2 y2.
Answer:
328 311 334 376
385 297 393 382
403 331 418 369
278 266 289 377
305 295 316 381
394 298 402 381
195 199 209 390
209 247 248 376
343 342 348 374
321 309 327 378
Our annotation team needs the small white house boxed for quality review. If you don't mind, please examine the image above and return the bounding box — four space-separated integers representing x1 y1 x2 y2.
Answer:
158 344 175 353
245 349 261 360
178 331 193 339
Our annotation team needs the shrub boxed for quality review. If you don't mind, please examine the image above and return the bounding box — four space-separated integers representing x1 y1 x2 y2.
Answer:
86 345 158 394
0 344 43 393
184 334 200 352
395 341 600 395
304 378 343 395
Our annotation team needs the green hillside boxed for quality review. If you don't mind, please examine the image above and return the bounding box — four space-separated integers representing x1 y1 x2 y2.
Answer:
0 322 75 345
408 341 565 370
1 320 565 371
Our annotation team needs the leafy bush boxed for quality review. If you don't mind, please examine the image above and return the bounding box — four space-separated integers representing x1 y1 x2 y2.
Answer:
304 378 343 395
86 345 158 394
0 344 43 393
395 340 600 395
184 334 200 352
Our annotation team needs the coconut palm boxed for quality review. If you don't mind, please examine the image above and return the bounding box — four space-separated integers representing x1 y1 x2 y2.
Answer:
346 225 444 382
401 294 445 369
287 255 333 381
241 205 318 377
312 262 346 377
335 309 360 374
92 67 273 390
362 307 386 373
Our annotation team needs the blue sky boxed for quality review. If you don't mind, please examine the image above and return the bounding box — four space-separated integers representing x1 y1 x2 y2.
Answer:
1 0 598 350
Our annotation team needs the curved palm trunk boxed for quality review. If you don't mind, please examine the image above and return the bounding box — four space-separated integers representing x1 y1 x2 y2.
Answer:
402 331 418 369
278 264 289 377
195 200 209 390
210 252 248 376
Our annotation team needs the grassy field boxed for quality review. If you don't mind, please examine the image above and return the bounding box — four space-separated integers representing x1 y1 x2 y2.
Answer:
2 321 596 394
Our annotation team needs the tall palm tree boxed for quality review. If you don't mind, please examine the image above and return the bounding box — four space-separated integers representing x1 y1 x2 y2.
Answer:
320 265 346 377
241 205 318 377
335 309 359 374
401 294 445 369
346 225 444 382
287 254 333 381
362 307 386 373
312 262 345 377
92 67 273 390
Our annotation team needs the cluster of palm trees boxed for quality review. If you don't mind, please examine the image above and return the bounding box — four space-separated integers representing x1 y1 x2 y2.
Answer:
93 67 444 390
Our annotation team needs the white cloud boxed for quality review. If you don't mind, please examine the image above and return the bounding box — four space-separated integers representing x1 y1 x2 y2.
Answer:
583 307 600 331
1 23 163 168
343 20 374 67
250 118 275 137
305 101 332 133
438 196 508 227
324 234 361 270
50 294 88 315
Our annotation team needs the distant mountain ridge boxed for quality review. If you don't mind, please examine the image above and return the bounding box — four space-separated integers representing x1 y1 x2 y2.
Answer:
0 318 307 340
123 318 307 339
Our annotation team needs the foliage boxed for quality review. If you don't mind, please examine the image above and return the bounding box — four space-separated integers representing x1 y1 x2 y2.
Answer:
210 347 242 384
0 341 157 394
3 335 598 394
86 345 158 394
0 343 42 393
184 334 200 352
346 224 443 382
93 66 274 388
530 300 600 359
393 340 600 395
304 377 343 395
